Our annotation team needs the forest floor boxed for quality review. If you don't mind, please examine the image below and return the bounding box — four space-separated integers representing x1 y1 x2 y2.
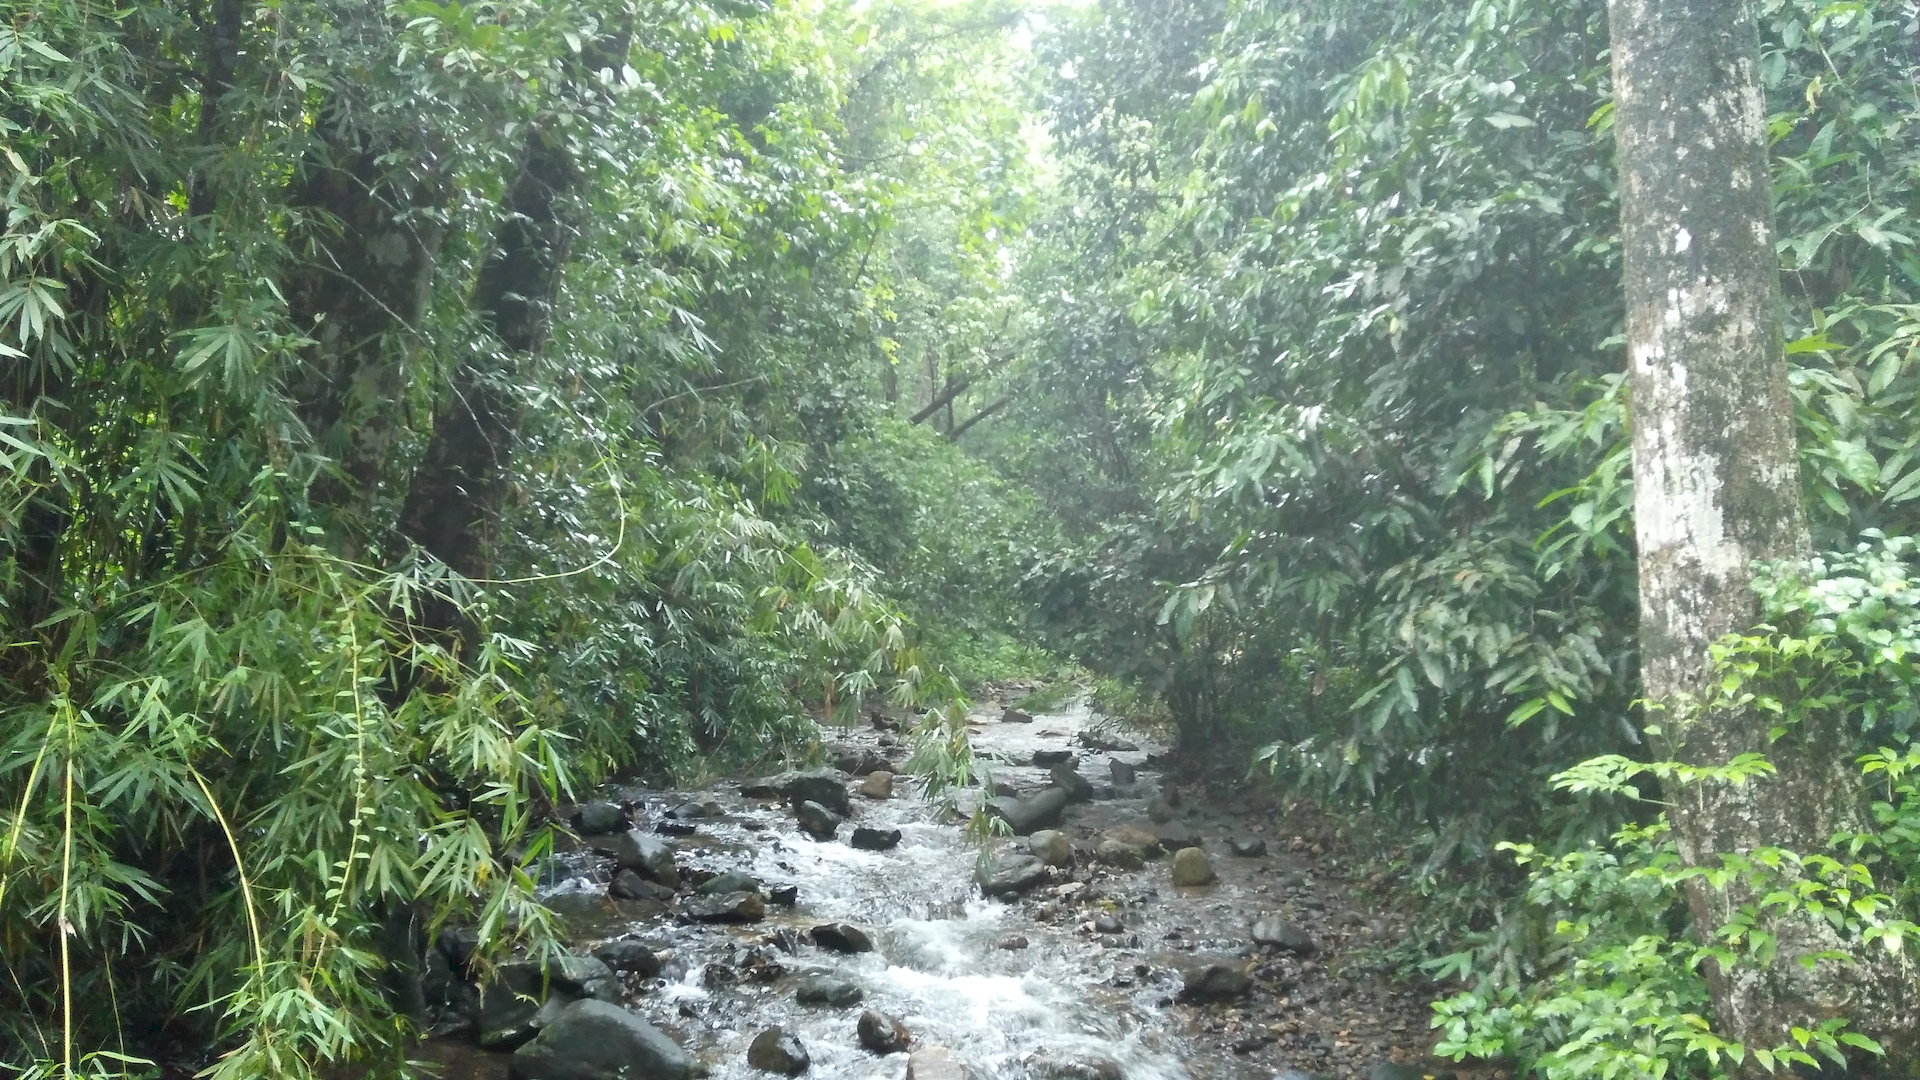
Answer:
420 696 1484 1080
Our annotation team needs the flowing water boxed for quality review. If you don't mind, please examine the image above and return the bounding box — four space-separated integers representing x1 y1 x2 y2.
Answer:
427 700 1446 1079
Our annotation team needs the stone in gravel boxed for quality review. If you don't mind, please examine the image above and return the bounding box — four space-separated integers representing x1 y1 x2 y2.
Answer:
667 798 718 820
861 771 894 799
591 830 680 887
1028 829 1073 867
809 923 874 953
1031 749 1076 767
794 800 844 840
995 934 1030 950
1252 917 1317 956
570 801 629 836
1092 914 1124 934
699 870 760 895
1153 822 1200 850
508 999 691 1080
480 956 620 1050
1364 1066 1457 1080
747 1027 810 1075
1228 836 1268 857
681 891 765 923
609 869 676 902
906 1046 967 1080
654 820 697 837
976 852 1050 898
1109 759 1137 785
832 747 891 776
987 787 1069 835
1095 839 1146 870
850 826 902 851
590 939 661 977
1176 958 1252 1002
769 883 799 906
794 976 863 1007
1001 707 1034 724
1103 825 1162 853
1170 846 1216 886
1049 764 1094 803
857 1009 912 1055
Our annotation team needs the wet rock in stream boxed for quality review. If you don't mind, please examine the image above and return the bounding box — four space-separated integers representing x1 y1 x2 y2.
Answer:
1095 839 1146 870
1000 707 1034 724
1030 1051 1125 1080
590 830 679 888
478 956 620 1050
976 852 1049 898
1048 764 1094 803
793 975 863 1007
849 825 901 851
570 801 629 836
1253 917 1317 955
609 869 675 903
697 869 761 895
793 800 844 840
747 1027 811 1075
589 938 661 977
1170 845 1216 886
680 890 765 923
988 787 1068 835
1028 829 1072 867
857 1009 913 1055
1229 835 1268 857
508 999 691 1080
860 771 894 799
1176 957 1253 1002
742 769 852 816
1030 749 1076 768
808 922 874 953
1109 759 1138 785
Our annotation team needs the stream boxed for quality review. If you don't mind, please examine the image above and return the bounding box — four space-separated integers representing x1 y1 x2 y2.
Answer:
422 699 1457 1080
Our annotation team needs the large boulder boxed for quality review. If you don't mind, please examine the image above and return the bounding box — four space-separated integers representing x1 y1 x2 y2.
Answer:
809 923 874 953
697 870 761 895
1252 917 1316 956
590 830 679 888
508 999 692 1080
850 826 902 851
1094 840 1144 870
479 956 620 1050
860 771 894 799
1101 825 1162 854
570 801 629 836
976 853 1049 899
1000 708 1034 724
1109 759 1138 785
609 870 675 903
590 939 661 977
1030 749 1076 768
987 787 1068 836
794 975 863 1007
742 769 852 816
680 891 765 923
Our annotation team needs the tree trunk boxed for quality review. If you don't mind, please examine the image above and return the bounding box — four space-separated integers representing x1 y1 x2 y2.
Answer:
1609 0 1914 1062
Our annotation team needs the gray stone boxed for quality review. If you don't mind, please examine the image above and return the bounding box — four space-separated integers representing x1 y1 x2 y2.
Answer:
1092 914 1124 934
609 869 675 902
1031 749 1076 767
1049 765 1094 803
1146 797 1174 824
480 956 620 1050
570 802 628 836
995 934 1029 950
590 830 679 888
769 883 799 906
508 999 691 1080
858 1009 912 1055
742 769 852 816
1177 958 1251 1002
1153 822 1200 850
809 923 874 953
1095 840 1145 870
987 787 1069 835
794 800 844 840
1228 836 1268 857
747 1027 810 1075
794 976 863 1007
680 890 765 923
1076 731 1139 752
1032 1053 1124 1080
907 1046 968 1080
1028 830 1073 867
1109 759 1137 785
976 852 1049 898
850 826 901 851
667 798 719 820
1252 917 1316 956
590 939 660 977
1000 708 1033 724
698 870 761 895
861 771 894 799
1170 846 1215 886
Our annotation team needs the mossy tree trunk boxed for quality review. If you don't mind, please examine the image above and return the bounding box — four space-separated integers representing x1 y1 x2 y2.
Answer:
1608 0 1914 1063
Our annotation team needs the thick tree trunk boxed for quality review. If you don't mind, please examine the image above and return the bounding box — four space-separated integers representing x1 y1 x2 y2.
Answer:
1609 0 1914 1062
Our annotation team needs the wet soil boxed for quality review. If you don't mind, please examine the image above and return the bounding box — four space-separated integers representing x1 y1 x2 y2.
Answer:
423 698 1477 1080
